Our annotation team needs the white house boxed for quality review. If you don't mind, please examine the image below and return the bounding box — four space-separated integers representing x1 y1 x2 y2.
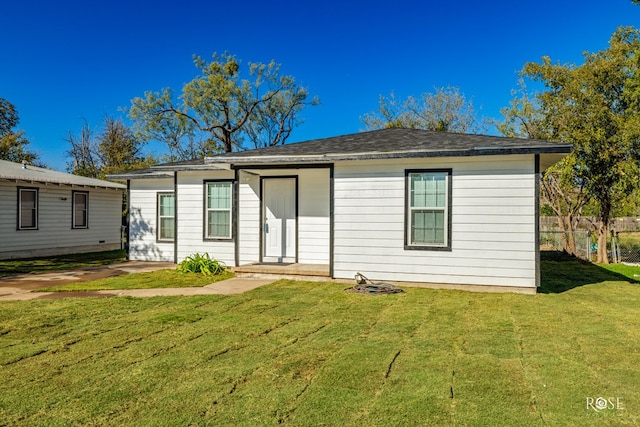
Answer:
0 159 126 259
110 129 571 293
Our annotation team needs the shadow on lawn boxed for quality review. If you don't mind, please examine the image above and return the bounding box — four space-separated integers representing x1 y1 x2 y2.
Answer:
539 251 639 293
0 250 126 276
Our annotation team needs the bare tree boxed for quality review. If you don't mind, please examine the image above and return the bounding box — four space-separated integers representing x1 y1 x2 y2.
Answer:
66 120 99 177
361 87 488 133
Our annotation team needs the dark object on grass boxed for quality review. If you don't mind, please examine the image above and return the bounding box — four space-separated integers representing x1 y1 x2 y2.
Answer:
346 273 405 295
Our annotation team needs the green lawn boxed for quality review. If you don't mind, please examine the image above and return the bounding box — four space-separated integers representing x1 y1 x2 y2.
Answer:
1 258 639 426
38 270 235 292
0 250 126 276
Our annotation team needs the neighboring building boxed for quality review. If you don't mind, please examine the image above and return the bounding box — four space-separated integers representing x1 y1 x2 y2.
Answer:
110 129 571 293
0 159 126 259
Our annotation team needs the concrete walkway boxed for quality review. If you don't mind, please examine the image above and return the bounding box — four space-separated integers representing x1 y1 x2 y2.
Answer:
0 262 274 301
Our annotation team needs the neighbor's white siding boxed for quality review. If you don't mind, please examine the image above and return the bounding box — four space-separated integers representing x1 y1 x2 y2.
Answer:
0 181 123 259
333 155 537 288
129 178 174 262
176 170 235 265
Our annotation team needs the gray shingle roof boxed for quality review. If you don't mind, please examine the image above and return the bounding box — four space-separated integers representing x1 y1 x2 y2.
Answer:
204 128 572 164
105 168 174 180
108 128 572 179
0 159 126 189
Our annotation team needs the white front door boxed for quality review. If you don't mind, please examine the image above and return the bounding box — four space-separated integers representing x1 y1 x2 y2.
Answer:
263 178 296 263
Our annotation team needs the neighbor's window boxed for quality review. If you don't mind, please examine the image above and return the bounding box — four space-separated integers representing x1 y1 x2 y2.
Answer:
406 170 451 249
205 181 232 239
18 187 38 230
157 192 175 242
72 191 89 228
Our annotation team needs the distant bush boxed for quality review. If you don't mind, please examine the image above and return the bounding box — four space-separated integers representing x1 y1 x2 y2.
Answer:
177 253 227 276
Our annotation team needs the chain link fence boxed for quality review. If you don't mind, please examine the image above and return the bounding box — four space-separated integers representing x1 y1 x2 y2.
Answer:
612 231 640 264
540 230 592 261
540 229 640 264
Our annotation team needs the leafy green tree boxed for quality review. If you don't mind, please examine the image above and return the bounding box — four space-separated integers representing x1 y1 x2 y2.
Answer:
0 98 19 136
126 88 203 162
128 52 319 159
67 117 154 179
499 82 588 256
0 98 42 165
497 80 548 140
512 27 640 263
361 87 488 133
98 117 155 176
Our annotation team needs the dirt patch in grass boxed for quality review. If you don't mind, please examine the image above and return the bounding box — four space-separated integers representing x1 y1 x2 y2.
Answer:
0 262 176 295
0 268 127 292
38 270 234 292
0 250 126 276
34 291 118 299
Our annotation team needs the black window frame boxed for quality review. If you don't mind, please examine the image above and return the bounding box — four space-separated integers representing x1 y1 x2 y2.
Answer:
17 187 39 230
404 168 452 251
157 192 175 243
203 179 234 241
72 191 89 229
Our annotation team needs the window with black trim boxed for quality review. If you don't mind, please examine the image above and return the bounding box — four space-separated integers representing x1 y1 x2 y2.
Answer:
157 192 175 242
205 181 232 239
18 187 38 230
72 191 89 228
406 169 451 250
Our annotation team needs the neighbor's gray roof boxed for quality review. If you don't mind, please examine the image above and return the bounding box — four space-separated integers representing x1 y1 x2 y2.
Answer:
205 128 572 164
105 167 174 180
0 159 126 189
106 158 221 179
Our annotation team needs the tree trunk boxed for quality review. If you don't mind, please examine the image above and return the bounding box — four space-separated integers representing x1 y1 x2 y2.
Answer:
555 215 577 256
596 220 609 264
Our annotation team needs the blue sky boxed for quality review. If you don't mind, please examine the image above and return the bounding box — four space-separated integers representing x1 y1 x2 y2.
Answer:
1 0 638 171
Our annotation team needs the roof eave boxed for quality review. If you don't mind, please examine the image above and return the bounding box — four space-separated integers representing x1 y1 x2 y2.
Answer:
206 145 573 166
107 163 224 179
150 164 222 171
0 176 126 189
106 172 174 180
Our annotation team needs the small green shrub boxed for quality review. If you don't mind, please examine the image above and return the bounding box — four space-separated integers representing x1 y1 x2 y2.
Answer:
177 253 227 276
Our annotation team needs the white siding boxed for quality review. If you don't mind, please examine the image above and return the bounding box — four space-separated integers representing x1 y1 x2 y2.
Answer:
128 168 330 266
0 181 123 259
237 168 330 265
238 171 260 264
129 178 174 262
298 168 330 264
332 155 537 288
176 170 235 265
